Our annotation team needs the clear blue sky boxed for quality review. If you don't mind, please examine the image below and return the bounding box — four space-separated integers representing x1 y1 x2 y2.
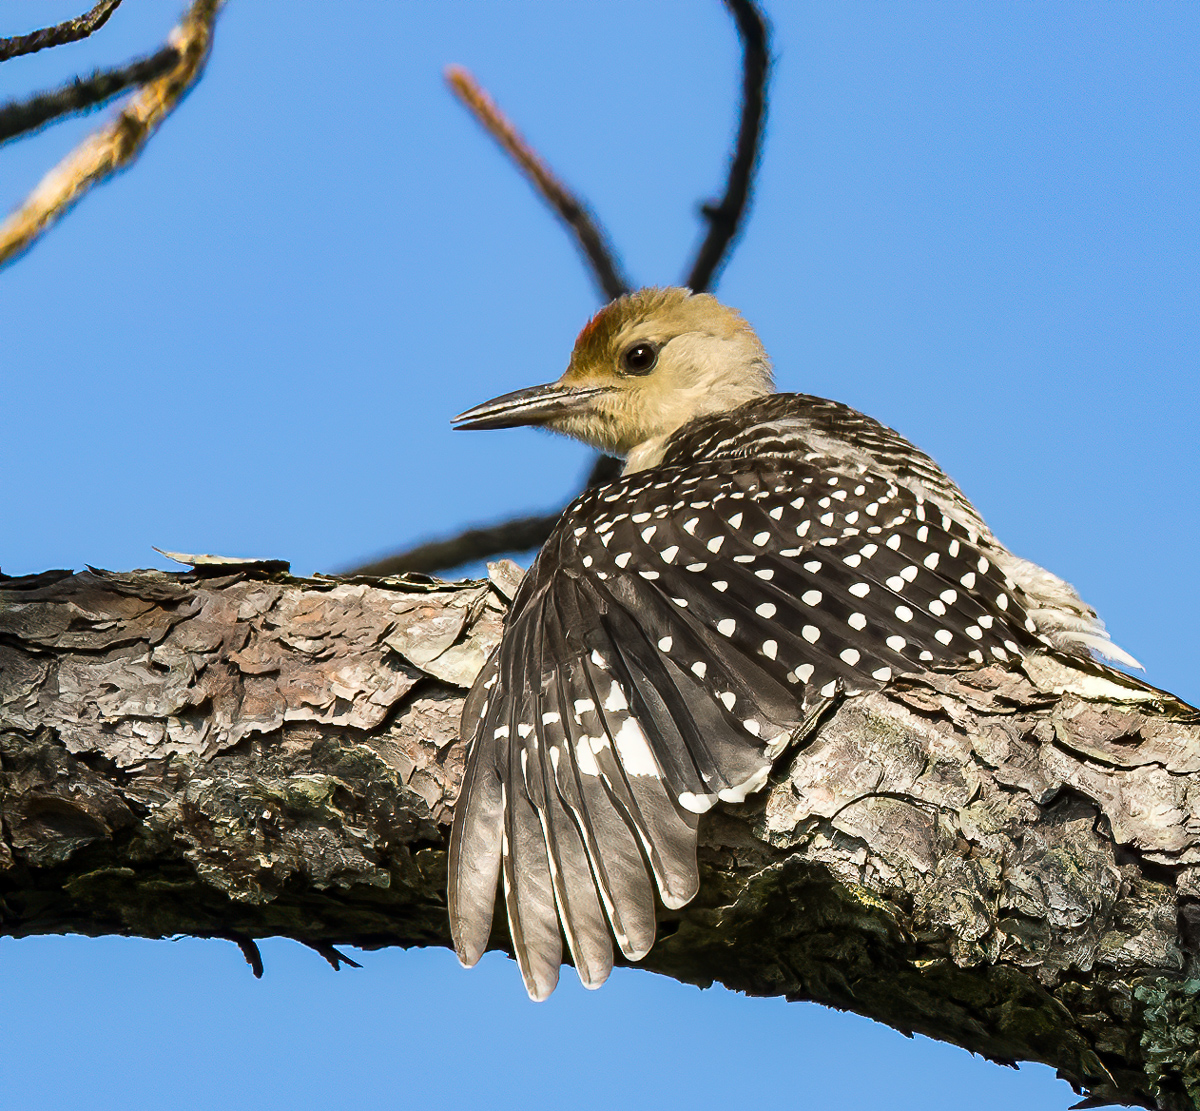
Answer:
1 3 1196 1108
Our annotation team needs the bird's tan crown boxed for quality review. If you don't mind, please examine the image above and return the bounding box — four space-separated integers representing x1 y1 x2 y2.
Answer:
556 288 775 471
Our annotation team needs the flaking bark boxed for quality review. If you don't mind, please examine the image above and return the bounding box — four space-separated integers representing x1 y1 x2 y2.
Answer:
0 562 1197 1109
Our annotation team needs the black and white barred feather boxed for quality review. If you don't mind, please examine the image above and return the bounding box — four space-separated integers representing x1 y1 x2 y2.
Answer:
447 393 1131 999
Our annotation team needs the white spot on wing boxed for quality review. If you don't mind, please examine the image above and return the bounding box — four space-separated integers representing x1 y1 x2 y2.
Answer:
612 716 659 777
718 764 770 803
678 791 717 813
575 738 600 775
604 683 629 712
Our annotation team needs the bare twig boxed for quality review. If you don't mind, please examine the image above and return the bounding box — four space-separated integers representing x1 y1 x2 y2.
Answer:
229 934 264 979
348 513 562 578
0 0 123 62
362 2 769 576
684 0 771 293
304 942 363 972
445 65 631 302
358 64 637 577
345 453 624 577
0 0 224 270
0 46 179 146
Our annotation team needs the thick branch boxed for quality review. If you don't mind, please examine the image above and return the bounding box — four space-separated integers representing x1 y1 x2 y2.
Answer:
0 0 223 269
1 562 1198 1108
684 0 771 293
0 1 123 62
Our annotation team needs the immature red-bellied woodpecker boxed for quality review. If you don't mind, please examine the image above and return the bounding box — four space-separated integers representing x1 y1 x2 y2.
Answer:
448 287 1138 1000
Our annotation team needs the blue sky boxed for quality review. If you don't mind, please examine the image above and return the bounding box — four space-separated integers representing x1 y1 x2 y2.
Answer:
1 2 1197 1108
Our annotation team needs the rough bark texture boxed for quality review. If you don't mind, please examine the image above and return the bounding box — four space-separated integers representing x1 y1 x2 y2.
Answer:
1 562 1197 1109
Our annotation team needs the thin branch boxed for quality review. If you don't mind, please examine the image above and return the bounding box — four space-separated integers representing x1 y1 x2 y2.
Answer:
0 46 180 147
0 0 224 270
348 513 562 578
362 1 768 577
304 942 363 972
445 65 631 302
229 934 264 979
684 0 771 293
345 455 624 577
0 0 123 63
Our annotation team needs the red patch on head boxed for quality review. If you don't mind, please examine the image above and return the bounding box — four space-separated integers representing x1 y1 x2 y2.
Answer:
574 304 613 349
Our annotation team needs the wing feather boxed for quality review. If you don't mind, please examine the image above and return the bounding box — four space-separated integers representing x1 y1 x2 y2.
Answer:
450 412 1043 998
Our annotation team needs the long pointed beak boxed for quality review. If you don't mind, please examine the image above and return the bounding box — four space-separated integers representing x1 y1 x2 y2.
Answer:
452 381 611 431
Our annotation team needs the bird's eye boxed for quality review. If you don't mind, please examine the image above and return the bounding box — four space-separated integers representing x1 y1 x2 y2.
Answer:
620 342 659 376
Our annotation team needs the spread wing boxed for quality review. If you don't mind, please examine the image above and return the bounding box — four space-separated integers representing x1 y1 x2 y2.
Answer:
448 451 1041 998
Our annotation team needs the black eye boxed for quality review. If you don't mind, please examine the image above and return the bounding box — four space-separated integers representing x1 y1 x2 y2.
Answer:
620 341 659 376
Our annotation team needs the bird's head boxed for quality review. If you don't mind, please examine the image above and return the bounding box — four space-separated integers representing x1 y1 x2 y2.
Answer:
453 287 774 472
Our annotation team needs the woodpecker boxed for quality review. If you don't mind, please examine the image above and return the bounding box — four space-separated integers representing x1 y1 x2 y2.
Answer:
447 286 1137 1000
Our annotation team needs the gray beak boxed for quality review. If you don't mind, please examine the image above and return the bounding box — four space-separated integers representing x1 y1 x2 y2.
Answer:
452 381 610 431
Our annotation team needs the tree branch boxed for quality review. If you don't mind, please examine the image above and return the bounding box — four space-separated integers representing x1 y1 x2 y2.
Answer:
2 562 1198 1108
684 0 771 293
0 0 223 270
445 65 631 302
0 46 180 146
344 456 623 578
348 513 565 578
0 0 123 63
